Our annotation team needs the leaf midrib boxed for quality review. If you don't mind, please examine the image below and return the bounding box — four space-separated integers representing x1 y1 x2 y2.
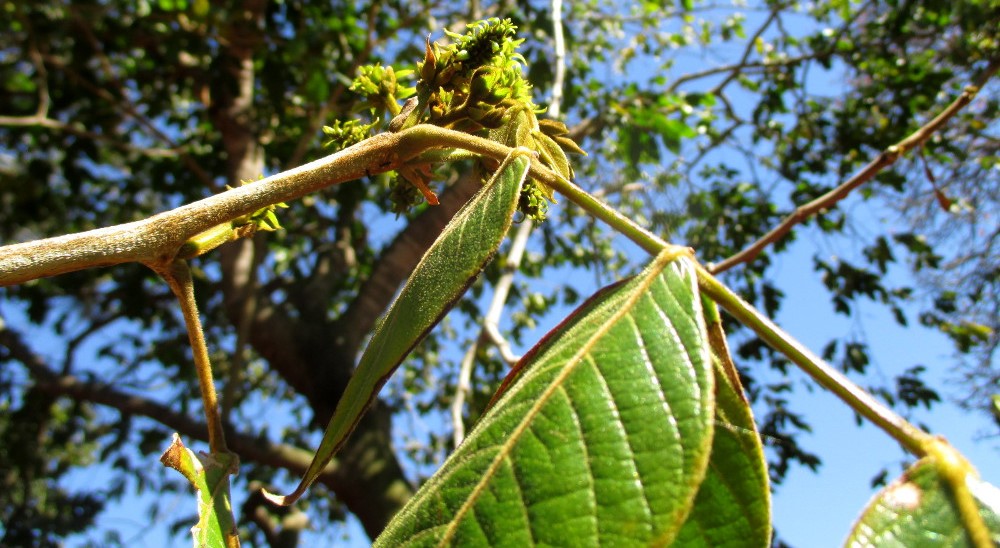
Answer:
437 250 688 546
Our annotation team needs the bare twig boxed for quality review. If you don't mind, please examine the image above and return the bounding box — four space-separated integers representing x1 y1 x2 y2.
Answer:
37 50 216 189
667 52 820 93
154 260 229 454
0 321 339 483
0 113 180 158
61 313 118 375
710 59 999 274
709 7 780 96
0 34 50 123
0 12 214 187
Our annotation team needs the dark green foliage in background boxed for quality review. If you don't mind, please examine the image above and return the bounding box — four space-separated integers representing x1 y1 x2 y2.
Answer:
0 0 995 544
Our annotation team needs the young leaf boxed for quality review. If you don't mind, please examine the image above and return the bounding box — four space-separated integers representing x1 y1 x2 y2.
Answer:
263 152 533 506
673 298 771 546
847 458 1000 546
375 251 715 546
160 434 240 548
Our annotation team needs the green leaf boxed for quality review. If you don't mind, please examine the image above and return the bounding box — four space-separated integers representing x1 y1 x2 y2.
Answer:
264 152 532 505
159 434 239 548
847 458 1000 546
157 0 188 11
375 252 715 546
674 298 771 546
304 71 331 103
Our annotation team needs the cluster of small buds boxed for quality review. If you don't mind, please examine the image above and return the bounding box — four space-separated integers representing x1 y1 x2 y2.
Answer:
328 17 587 221
231 175 288 233
350 65 415 117
321 119 380 152
417 17 533 135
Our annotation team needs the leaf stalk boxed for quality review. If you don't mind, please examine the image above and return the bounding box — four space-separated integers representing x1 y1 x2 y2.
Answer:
155 259 229 455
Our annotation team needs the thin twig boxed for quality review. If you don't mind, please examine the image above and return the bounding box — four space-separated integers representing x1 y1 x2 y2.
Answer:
31 47 215 189
667 52 820 93
0 113 180 158
710 59 999 274
0 321 339 483
709 7 780 96
155 260 229 454
61 313 118 376
696 262 993 547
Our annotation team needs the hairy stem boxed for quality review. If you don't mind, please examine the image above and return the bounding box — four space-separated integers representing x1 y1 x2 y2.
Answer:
155 260 229 454
0 124 549 287
546 144 993 542
695 266 928 454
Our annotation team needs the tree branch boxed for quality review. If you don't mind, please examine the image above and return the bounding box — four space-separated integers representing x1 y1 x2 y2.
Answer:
0 132 397 285
0 124 575 287
29 36 215 188
710 58 1000 274
0 322 342 488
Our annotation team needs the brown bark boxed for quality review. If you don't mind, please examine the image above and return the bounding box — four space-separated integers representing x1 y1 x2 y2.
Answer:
336 172 481 354
204 2 417 539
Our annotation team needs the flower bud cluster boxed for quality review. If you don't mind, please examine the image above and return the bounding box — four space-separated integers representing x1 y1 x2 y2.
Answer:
417 17 532 134
327 18 587 220
321 119 380 152
350 65 415 117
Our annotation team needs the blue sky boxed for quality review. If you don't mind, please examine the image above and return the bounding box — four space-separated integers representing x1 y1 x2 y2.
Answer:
12 189 992 547
765 233 998 545
3 4 996 546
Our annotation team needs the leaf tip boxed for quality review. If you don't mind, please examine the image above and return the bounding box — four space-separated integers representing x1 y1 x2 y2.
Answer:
159 433 186 469
261 485 304 507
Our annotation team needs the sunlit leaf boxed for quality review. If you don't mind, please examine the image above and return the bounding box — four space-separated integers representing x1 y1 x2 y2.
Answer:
263 153 532 505
847 458 1000 546
674 298 771 546
376 252 715 546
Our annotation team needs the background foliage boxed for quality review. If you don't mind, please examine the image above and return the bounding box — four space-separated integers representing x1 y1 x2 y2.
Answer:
0 0 996 545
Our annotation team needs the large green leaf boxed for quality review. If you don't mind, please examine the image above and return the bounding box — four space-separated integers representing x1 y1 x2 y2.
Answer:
264 153 532 505
375 252 715 546
674 299 771 546
847 458 1000 546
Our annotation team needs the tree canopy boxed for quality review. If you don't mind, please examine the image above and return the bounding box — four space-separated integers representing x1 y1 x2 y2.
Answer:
0 0 996 545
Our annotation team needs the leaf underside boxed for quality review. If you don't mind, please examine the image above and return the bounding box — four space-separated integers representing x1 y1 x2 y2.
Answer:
264 153 532 505
847 458 1000 547
376 253 716 546
672 301 771 547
